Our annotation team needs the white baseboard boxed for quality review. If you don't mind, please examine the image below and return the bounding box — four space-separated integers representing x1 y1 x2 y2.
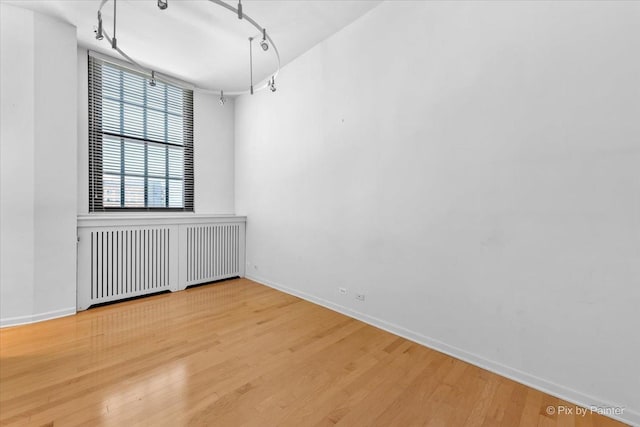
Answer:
246 274 638 426
0 307 76 328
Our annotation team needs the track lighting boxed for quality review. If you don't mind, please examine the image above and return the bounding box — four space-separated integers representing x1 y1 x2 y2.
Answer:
95 12 104 40
260 28 269 51
94 0 281 97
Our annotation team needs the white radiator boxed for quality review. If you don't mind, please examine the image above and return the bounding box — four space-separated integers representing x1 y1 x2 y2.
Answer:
89 227 171 302
77 216 246 310
185 224 242 286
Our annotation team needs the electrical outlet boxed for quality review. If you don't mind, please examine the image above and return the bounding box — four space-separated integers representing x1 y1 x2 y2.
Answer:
355 293 365 301
339 287 347 295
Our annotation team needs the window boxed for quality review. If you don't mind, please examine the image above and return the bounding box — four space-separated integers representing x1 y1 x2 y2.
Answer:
88 54 194 211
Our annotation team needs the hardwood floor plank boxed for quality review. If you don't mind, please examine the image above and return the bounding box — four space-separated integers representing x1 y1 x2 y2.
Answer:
0 278 628 426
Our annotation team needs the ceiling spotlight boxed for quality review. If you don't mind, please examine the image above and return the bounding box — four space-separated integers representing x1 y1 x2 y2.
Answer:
149 71 157 87
219 91 226 106
269 76 276 92
95 12 104 40
237 0 243 19
157 0 168 10
260 28 269 51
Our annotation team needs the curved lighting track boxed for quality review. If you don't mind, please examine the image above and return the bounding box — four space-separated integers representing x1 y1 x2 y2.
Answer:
96 0 281 96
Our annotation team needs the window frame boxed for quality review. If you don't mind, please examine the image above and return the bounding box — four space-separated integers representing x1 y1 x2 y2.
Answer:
88 53 194 213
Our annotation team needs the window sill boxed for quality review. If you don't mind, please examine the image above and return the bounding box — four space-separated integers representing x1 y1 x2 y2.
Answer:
77 213 246 228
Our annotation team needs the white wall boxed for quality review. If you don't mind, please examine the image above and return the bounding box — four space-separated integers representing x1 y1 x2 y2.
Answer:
1 3 36 322
235 1 640 423
1 3 78 326
76 50 235 215
194 92 235 214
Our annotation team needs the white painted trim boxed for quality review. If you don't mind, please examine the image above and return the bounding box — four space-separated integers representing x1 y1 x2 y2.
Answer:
246 274 639 426
0 307 76 328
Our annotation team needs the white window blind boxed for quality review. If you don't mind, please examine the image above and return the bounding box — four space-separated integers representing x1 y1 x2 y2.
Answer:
88 54 194 212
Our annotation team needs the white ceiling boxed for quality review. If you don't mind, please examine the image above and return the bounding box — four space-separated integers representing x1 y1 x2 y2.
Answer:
5 0 381 93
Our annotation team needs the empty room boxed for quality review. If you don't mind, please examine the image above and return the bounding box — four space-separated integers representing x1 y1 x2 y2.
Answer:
0 0 638 425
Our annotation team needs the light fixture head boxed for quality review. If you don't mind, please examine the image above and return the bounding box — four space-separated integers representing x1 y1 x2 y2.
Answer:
269 76 276 92
149 71 157 87
95 12 104 40
157 0 168 10
260 28 269 51
219 91 226 106
237 0 243 19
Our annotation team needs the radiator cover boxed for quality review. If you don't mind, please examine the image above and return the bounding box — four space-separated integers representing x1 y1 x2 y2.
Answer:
77 216 246 310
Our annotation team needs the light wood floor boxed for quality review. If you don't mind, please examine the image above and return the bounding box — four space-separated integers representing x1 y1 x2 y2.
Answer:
0 278 627 426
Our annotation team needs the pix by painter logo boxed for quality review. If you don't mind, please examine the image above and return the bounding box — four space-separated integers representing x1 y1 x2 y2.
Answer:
545 405 625 417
